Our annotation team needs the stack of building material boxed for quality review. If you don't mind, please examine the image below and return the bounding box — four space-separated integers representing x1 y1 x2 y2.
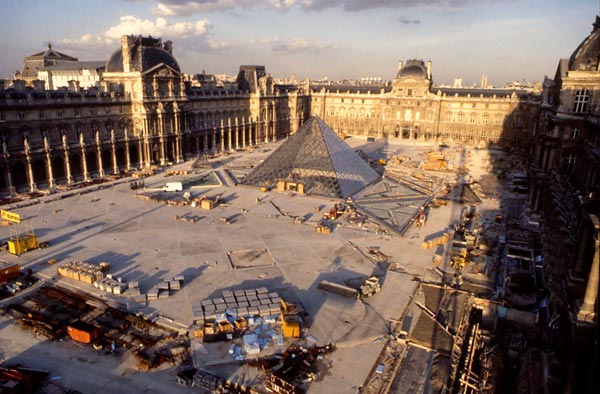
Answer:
421 231 451 250
193 287 282 324
57 261 105 284
147 289 159 300
93 274 127 295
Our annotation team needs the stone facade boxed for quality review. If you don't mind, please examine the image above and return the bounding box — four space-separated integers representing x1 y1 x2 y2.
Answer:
0 35 310 194
311 59 541 147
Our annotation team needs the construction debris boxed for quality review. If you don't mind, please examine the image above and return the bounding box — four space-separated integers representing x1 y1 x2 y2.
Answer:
318 276 381 299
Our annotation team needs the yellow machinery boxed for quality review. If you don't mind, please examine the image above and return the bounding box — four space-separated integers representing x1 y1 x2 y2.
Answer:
8 234 40 256
3 209 48 256
280 299 301 338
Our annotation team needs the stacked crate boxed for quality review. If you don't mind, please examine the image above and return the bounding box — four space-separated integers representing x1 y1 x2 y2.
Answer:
57 261 104 284
192 287 282 324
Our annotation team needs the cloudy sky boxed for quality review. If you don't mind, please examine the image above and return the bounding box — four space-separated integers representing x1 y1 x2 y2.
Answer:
0 0 597 86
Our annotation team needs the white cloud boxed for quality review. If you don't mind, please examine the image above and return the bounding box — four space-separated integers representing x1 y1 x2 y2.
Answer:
272 38 334 53
154 1 257 15
152 0 501 15
59 15 213 52
104 15 211 39
207 39 237 50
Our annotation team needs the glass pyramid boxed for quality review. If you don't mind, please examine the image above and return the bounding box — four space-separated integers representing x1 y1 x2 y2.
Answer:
242 116 380 198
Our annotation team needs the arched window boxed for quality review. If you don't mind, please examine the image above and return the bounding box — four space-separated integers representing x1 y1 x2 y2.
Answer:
573 89 589 113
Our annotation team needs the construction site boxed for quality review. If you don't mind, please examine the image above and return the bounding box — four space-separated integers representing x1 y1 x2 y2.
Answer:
0 116 589 393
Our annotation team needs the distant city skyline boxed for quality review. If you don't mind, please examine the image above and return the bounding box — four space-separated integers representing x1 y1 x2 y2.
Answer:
0 0 597 86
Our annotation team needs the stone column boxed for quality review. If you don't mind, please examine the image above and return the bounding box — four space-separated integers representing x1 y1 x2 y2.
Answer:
247 117 252 146
96 131 105 178
2 139 16 195
220 120 225 152
235 118 240 149
578 215 600 323
79 133 90 182
211 128 217 154
272 106 278 142
137 136 144 169
62 135 73 184
158 113 166 166
111 129 118 175
24 138 37 192
227 118 233 151
176 134 183 163
44 136 55 189
241 118 247 148
124 130 131 172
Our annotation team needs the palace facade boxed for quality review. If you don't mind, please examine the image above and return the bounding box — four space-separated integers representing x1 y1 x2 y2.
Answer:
311 59 541 147
0 36 310 194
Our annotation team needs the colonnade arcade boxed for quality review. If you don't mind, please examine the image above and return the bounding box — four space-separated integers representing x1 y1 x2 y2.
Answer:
0 108 293 195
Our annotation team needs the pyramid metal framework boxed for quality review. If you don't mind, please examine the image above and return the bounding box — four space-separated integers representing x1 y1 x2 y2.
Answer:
242 116 380 198
442 183 482 204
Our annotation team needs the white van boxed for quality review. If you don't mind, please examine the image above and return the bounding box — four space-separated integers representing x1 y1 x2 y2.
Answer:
162 182 183 192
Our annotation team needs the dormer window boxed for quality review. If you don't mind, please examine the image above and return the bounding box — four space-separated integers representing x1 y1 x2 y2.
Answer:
573 89 589 113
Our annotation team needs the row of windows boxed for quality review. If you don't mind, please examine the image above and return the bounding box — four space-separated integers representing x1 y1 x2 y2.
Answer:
1 107 125 121
326 108 506 125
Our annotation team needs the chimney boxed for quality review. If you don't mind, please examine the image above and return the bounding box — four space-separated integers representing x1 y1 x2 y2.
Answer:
13 79 26 92
121 35 134 73
426 61 432 79
32 79 46 92
68 80 80 93
481 75 488 88
397 61 403 73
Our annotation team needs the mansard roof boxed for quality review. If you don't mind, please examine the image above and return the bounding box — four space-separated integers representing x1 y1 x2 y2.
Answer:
569 16 600 72
25 44 78 62
105 36 180 73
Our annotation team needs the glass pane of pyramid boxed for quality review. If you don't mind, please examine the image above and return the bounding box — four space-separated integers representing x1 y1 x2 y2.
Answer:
241 116 380 198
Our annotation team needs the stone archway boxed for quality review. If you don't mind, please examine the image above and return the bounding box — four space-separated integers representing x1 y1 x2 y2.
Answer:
101 149 112 172
86 151 98 174
167 138 175 162
11 162 27 187
69 154 82 177
402 126 410 139
52 156 66 182
32 159 48 184
116 147 126 169
129 145 139 167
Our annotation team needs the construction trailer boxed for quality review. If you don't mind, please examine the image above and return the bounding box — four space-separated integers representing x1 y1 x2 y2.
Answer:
0 261 20 284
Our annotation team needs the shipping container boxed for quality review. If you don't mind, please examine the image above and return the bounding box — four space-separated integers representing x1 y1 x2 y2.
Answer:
67 321 101 344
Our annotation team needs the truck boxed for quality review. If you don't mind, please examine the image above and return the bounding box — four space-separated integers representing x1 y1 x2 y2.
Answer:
163 182 183 192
